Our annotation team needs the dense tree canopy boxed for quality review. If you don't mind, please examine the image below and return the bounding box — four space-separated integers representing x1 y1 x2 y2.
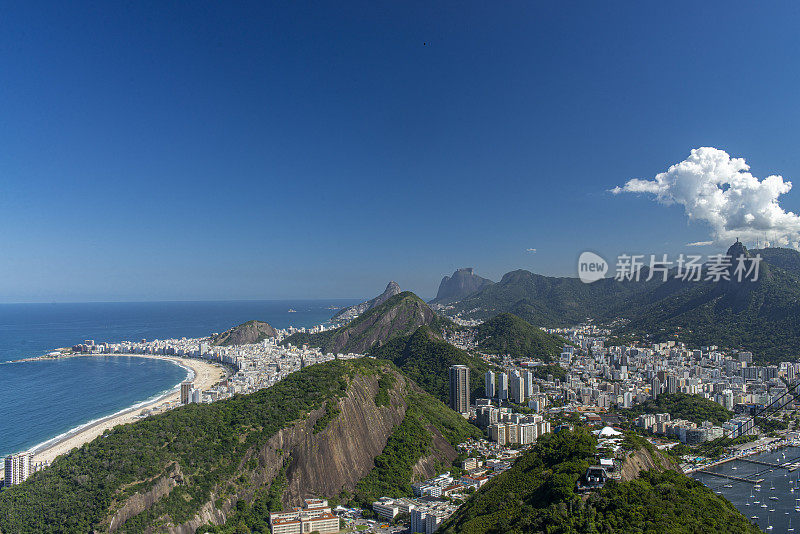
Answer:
619 393 733 426
440 430 759 534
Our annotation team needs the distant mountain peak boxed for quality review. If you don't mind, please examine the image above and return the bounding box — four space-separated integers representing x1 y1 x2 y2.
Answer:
333 281 402 322
286 291 440 354
432 268 493 304
726 239 749 259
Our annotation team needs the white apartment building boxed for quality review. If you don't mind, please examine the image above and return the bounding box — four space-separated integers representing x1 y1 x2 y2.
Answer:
4 452 32 487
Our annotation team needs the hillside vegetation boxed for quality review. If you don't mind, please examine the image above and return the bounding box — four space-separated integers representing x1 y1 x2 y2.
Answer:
619 392 733 426
0 359 361 533
371 325 490 404
474 313 567 362
440 430 759 534
0 358 477 534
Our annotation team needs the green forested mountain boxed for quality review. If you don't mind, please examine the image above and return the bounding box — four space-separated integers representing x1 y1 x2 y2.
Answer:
371 325 490 404
474 313 567 362
752 247 800 275
0 358 477 534
618 393 733 426
447 243 800 362
283 291 454 354
440 430 759 534
619 254 800 361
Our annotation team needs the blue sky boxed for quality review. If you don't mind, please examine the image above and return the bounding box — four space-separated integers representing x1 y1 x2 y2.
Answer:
2 1 800 302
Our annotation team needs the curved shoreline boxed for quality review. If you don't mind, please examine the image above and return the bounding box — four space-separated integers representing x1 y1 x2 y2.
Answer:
27 354 228 465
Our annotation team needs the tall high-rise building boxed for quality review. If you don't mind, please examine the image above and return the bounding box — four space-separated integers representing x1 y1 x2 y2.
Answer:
651 377 661 399
449 365 470 415
497 372 509 400
181 381 194 405
4 452 32 487
509 371 525 404
485 370 496 398
523 370 533 398
666 375 677 394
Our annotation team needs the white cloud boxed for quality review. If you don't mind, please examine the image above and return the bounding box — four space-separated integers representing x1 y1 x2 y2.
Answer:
686 241 713 247
612 147 800 248
526 248 537 253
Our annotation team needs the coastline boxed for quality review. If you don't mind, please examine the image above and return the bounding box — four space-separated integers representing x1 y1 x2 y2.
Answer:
28 354 228 465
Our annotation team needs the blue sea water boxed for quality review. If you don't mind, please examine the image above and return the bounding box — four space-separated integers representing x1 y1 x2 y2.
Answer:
0 300 357 457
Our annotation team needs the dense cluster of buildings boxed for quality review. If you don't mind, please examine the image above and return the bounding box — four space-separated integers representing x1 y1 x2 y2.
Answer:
370 445 516 533
371 496 459 534
268 498 340 534
635 412 755 444
68 328 363 406
495 324 800 443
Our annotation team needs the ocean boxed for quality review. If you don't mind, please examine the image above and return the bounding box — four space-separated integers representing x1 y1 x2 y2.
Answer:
0 299 357 457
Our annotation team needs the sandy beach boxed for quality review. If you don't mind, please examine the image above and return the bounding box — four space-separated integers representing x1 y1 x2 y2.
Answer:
30 354 228 465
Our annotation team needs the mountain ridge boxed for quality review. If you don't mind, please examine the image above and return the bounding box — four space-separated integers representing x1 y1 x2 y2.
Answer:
445 243 800 362
284 291 453 355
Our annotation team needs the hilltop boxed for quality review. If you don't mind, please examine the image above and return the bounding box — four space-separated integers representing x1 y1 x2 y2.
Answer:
0 358 479 533
618 393 733 426
332 281 402 323
431 268 493 304
474 313 567 362
440 429 759 534
283 291 452 354
371 325 490 404
210 320 278 346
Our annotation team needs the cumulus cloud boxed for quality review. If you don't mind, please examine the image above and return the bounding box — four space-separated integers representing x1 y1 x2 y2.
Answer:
686 241 713 247
612 147 800 248
526 248 537 253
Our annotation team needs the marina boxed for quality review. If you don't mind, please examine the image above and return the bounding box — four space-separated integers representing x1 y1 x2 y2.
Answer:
694 446 800 532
